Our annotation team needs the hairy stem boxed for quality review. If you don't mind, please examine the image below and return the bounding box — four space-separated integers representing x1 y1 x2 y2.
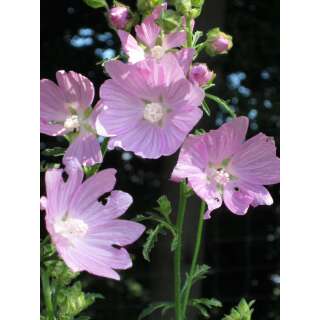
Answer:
174 181 188 320
181 201 206 317
41 267 54 320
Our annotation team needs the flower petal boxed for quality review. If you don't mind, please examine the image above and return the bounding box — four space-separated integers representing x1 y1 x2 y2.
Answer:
174 48 195 75
97 80 144 137
204 116 249 164
135 16 161 48
69 168 117 217
44 164 83 220
117 30 145 63
163 31 186 50
56 70 94 111
188 175 222 219
87 220 145 246
40 79 68 136
63 133 102 167
229 133 280 185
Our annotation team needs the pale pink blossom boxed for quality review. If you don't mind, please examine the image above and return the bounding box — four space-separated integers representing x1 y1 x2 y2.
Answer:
189 63 214 86
41 161 145 280
96 53 204 159
171 117 280 218
117 4 187 64
41 71 102 166
108 6 129 29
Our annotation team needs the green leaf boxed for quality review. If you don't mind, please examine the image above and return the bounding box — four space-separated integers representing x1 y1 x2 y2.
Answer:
170 234 179 251
45 260 79 287
202 100 211 116
138 302 174 320
205 93 236 118
42 147 66 157
82 0 107 9
222 299 255 320
190 297 222 318
182 264 211 297
192 297 222 309
143 224 165 261
40 161 61 172
57 281 104 318
155 195 172 219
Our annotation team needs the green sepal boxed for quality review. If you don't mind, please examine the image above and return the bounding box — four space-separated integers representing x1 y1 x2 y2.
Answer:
82 0 107 9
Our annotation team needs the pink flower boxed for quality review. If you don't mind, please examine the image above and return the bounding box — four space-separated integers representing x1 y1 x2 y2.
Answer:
108 6 129 29
41 161 145 280
117 4 187 63
189 63 214 87
171 117 280 218
41 70 102 167
96 53 204 159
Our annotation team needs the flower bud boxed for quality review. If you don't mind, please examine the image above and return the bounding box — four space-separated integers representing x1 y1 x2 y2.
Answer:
206 28 233 56
192 0 205 8
158 9 181 33
108 5 130 29
175 0 192 15
189 63 215 86
137 0 164 16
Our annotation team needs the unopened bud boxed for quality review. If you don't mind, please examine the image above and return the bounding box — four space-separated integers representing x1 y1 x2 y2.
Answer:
137 0 164 16
206 28 233 56
189 63 215 86
108 5 130 29
175 0 192 15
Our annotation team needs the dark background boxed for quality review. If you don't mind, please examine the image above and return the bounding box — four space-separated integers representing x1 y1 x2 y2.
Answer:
41 0 279 319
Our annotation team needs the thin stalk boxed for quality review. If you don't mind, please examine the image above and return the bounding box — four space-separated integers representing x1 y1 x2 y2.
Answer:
186 16 193 48
181 201 206 317
174 181 188 320
41 268 54 320
205 93 236 118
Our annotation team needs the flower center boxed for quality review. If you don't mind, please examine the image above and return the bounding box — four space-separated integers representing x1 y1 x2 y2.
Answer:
214 168 231 185
54 217 88 241
150 45 166 59
64 115 80 130
143 102 166 124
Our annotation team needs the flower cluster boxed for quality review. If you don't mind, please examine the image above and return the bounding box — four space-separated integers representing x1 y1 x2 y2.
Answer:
40 1 279 288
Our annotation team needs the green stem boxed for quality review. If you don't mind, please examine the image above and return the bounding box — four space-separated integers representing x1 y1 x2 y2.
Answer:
181 201 206 317
205 93 236 118
41 267 54 320
186 16 193 48
174 181 188 320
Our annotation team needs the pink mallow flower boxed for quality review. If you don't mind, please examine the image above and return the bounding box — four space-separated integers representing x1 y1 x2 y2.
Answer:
41 161 145 280
189 63 214 87
41 70 103 167
171 117 280 218
108 6 130 29
96 53 204 159
117 4 187 64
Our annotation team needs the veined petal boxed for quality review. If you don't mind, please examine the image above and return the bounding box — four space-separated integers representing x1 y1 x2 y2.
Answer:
40 79 68 136
163 31 186 50
69 168 117 217
135 16 161 48
117 30 145 63
229 133 280 185
56 70 94 111
174 48 195 75
87 220 145 246
204 116 249 165
63 133 102 167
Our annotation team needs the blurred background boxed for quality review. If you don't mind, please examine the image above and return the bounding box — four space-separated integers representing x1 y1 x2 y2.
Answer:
41 0 279 319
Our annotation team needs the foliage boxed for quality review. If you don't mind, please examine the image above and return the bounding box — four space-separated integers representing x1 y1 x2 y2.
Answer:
222 299 255 320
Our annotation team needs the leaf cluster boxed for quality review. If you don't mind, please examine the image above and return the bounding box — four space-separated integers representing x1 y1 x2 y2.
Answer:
222 299 255 320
